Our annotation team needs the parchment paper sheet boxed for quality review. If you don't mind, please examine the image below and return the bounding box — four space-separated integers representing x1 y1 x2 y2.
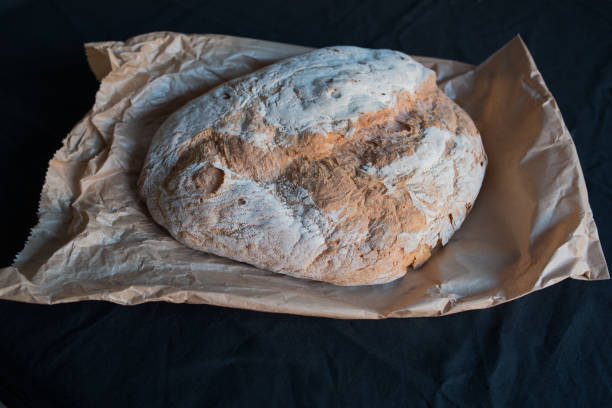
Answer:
0 32 607 318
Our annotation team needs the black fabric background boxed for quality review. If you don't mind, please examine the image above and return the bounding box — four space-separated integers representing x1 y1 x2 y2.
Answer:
1 1 611 406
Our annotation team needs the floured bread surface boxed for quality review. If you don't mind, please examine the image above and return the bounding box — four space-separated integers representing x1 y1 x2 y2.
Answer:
138 46 487 285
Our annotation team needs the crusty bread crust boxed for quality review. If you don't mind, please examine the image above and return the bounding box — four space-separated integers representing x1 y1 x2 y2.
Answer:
138 46 487 285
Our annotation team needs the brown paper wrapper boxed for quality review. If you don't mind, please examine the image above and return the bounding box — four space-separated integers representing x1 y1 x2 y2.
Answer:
1 32 607 318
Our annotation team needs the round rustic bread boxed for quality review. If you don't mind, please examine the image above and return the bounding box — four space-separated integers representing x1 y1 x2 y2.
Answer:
138 46 487 285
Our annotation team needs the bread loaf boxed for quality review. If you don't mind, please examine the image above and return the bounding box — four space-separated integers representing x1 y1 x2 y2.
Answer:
138 46 487 285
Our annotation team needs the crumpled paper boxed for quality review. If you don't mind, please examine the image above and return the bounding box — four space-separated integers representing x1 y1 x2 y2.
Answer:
0 32 607 318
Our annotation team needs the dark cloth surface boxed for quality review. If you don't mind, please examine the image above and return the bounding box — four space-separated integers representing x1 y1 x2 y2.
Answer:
1 1 610 406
